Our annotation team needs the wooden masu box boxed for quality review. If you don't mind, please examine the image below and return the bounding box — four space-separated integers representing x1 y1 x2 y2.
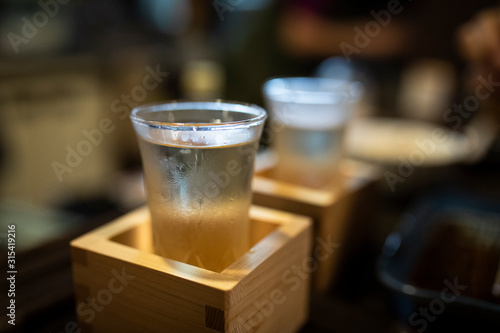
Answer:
252 158 382 294
71 205 312 333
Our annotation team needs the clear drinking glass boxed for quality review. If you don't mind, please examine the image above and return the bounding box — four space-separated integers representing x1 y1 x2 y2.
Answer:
262 77 359 189
130 101 267 272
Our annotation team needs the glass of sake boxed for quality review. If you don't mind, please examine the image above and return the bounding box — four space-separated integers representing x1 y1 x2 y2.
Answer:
130 101 267 272
262 77 358 189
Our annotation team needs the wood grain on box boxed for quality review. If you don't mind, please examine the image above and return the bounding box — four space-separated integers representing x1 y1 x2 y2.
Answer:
71 206 312 333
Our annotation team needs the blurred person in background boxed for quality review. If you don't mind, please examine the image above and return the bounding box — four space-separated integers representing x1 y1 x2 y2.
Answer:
457 6 500 127
457 7 500 79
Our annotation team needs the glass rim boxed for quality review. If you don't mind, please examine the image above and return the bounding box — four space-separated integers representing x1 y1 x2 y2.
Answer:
263 76 352 94
262 76 362 105
130 100 267 131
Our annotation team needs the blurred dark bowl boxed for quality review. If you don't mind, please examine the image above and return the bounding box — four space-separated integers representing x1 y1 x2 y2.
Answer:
377 190 500 331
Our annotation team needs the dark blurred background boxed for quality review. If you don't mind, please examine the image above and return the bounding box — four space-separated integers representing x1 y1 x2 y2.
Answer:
1 0 500 332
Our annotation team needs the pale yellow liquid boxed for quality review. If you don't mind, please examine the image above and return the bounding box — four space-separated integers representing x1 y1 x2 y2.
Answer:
139 138 258 272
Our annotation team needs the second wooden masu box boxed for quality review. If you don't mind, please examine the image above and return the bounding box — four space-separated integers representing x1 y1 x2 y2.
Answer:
253 158 382 294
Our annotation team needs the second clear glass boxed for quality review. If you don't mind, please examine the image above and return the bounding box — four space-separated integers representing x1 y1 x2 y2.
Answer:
263 77 359 189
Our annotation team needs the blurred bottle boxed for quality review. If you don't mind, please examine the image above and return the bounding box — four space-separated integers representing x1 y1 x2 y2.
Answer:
397 59 456 123
316 57 374 118
180 60 225 100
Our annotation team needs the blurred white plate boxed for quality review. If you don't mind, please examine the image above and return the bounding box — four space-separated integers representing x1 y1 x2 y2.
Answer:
344 117 491 166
